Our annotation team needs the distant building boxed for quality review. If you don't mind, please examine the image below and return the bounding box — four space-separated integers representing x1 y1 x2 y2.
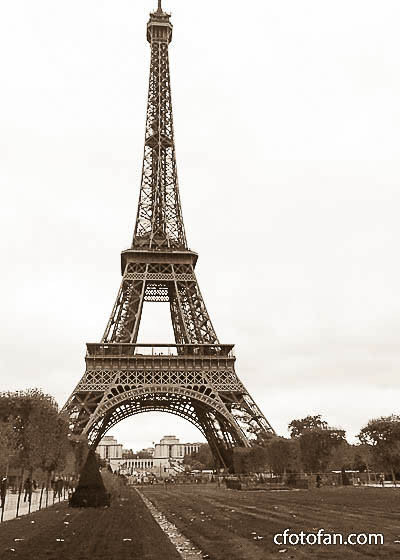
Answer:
154 435 200 462
97 435 202 477
97 435 123 461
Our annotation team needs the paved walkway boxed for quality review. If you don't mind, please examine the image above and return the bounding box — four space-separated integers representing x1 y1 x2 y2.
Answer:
1 489 66 522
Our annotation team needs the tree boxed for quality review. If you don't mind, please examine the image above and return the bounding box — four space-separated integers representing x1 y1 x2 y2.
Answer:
288 415 328 438
266 437 301 475
232 448 252 474
327 442 356 471
184 444 215 470
249 446 269 472
137 451 153 459
358 415 400 482
26 408 70 475
254 430 276 448
298 429 345 472
122 449 152 459
232 446 269 474
352 444 373 473
122 449 135 459
289 415 346 472
0 389 71 477
0 420 18 473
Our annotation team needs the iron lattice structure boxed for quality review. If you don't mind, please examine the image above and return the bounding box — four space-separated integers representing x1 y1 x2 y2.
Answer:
63 2 275 471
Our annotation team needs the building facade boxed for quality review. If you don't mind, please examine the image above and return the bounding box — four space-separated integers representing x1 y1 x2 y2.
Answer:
154 435 200 461
97 435 123 461
97 435 201 477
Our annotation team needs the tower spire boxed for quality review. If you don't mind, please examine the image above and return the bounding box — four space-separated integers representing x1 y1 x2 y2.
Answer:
135 1 182 249
154 0 165 16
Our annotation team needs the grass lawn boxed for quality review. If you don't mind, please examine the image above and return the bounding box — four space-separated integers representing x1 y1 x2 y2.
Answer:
0 486 181 560
1 482 399 559
142 483 400 559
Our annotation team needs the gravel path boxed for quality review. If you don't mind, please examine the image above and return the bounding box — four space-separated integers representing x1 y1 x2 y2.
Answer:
136 488 204 559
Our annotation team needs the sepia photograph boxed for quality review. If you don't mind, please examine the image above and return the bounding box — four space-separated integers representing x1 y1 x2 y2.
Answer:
0 0 399 558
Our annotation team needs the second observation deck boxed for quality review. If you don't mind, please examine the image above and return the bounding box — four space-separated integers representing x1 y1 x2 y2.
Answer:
86 343 235 358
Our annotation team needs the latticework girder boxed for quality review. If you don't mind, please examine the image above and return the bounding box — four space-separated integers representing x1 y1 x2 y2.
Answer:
63 3 275 473
133 7 186 250
102 262 217 345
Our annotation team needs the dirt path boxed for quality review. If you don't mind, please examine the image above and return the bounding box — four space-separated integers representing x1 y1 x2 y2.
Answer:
0 487 182 560
142 484 400 560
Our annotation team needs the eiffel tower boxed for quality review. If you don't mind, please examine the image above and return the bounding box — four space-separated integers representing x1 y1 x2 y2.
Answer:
63 0 275 471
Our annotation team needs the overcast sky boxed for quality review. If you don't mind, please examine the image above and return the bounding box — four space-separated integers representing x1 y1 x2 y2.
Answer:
1 0 399 451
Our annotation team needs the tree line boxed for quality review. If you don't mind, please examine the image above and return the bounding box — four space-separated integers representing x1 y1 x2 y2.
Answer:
0 389 87 486
238 414 400 477
2 388 399 480
184 414 400 478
